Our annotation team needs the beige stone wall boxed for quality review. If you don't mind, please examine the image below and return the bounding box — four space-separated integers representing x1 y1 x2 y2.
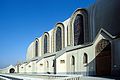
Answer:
44 56 55 73
36 56 55 73
25 61 37 73
0 65 15 73
20 8 112 75
26 42 35 61
56 32 106 75
56 53 67 74
26 18 69 61
36 59 45 73
19 63 27 73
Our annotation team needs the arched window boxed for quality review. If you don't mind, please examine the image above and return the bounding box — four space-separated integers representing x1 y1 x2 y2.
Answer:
74 14 84 46
83 53 88 64
47 61 49 68
44 35 48 54
35 39 38 57
56 27 62 51
71 56 75 65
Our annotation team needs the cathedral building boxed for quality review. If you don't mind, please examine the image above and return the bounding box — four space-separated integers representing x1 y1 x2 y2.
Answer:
1 0 120 77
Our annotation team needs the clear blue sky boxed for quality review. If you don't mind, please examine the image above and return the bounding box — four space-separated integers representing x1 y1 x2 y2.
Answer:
0 0 95 68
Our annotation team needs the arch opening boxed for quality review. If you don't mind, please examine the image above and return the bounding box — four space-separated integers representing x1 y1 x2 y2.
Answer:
83 53 88 64
9 68 15 73
35 39 38 57
95 39 111 76
71 56 75 73
44 35 48 54
56 27 62 51
74 14 84 46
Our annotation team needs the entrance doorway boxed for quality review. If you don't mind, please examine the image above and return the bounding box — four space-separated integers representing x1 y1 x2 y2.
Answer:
96 39 111 76
9 68 15 73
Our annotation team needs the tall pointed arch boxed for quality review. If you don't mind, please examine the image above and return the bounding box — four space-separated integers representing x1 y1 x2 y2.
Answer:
74 14 84 45
35 38 39 57
56 27 62 51
69 9 88 46
44 35 48 54
42 32 49 54
54 23 65 52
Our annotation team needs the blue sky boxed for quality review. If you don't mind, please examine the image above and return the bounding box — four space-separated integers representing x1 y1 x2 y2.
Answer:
0 0 95 68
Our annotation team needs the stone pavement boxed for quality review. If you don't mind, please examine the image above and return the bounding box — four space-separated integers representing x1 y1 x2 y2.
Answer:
0 73 116 80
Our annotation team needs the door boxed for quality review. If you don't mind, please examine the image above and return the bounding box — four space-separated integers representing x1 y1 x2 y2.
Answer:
96 40 111 76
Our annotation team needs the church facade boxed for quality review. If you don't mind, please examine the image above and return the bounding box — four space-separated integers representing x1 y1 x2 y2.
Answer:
17 0 120 76
1 0 120 77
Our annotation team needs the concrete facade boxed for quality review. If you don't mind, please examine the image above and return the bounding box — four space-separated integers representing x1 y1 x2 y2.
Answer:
1 0 120 77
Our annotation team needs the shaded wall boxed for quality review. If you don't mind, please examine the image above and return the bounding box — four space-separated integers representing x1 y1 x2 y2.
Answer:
111 39 120 76
88 0 120 41
94 0 120 36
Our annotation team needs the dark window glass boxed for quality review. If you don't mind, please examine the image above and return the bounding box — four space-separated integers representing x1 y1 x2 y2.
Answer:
72 56 75 65
83 53 88 64
35 40 38 57
44 35 48 54
74 14 84 46
56 27 62 51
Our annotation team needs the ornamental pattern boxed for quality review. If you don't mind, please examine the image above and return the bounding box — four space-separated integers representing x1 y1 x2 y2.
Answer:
56 27 62 51
74 14 84 46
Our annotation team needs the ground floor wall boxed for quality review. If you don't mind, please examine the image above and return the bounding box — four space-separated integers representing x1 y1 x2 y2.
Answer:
19 63 27 73
8 34 120 77
0 65 15 73
56 53 67 74
25 61 37 73
56 45 95 75
36 59 45 73
43 56 55 74
36 56 55 74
